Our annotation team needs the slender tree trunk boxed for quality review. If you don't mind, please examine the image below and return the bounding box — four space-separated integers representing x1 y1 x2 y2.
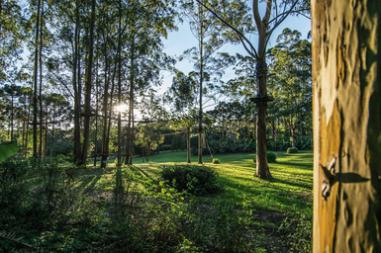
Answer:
38 2 44 158
10 93 14 142
197 2 204 164
186 127 191 163
101 43 110 168
93 51 99 167
25 103 31 156
116 7 123 168
254 56 271 179
125 36 135 165
73 0 82 164
290 126 296 148
32 0 41 158
80 0 96 165
93 56 99 167
44 108 48 156
104 66 117 167
312 0 381 252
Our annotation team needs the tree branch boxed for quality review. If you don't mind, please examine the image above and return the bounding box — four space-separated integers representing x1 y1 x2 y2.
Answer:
194 0 258 58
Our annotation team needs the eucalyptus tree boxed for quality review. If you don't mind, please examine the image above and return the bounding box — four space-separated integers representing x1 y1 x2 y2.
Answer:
97 0 121 168
1 84 22 142
166 71 198 163
267 28 311 148
31 0 42 158
195 0 309 178
312 0 381 251
0 0 24 84
180 0 224 164
44 0 78 162
80 0 96 165
124 0 176 165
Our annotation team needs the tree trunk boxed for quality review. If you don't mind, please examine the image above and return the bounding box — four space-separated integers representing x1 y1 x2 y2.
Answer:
73 0 82 164
290 126 296 148
101 43 111 169
312 0 381 252
38 1 44 158
125 36 135 165
197 1 204 164
116 6 123 168
253 0 272 179
10 92 14 142
80 0 96 165
186 127 191 163
32 0 41 158
93 51 99 167
254 58 271 179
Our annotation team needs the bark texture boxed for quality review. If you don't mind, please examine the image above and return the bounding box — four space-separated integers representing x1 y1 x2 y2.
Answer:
312 0 381 252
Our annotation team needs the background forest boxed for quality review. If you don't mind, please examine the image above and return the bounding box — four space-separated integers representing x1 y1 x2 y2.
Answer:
0 0 312 252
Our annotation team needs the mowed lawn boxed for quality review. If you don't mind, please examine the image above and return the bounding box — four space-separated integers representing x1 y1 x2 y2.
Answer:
76 151 313 252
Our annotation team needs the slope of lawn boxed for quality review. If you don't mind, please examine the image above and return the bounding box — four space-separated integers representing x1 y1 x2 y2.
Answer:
0 142 18 162
1 151 312 252
88 151 313 252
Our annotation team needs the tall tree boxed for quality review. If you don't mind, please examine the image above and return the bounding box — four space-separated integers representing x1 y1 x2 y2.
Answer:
195 0 308 178
181 0 223 164
32 0 42 158
124 0 176 165
312 0 381 252
166 71 198 163
80 0 96 165
268 28 311 149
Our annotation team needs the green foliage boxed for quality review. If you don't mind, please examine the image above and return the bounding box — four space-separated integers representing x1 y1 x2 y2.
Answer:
175 238 202 253
287 147 299 154
161 165 221 195
278 214 312 253
0 142 18 162
267 152 277 163
212 158 220 164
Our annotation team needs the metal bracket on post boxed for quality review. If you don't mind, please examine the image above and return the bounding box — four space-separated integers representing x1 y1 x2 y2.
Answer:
320 157 337 200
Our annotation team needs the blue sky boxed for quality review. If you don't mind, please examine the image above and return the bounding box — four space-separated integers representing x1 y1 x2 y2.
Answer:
159 14 311 96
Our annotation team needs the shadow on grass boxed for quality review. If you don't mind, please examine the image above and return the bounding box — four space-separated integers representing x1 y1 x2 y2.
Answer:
274 161 312 170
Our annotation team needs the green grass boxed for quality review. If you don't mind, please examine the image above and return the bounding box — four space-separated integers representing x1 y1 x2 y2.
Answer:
1 150 312 252
0 142 18 162
80 151 313 252
133 151 312 214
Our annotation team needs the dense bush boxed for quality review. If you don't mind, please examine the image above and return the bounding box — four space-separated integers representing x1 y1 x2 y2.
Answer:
161 165 221 195
267 152 277 163
287 147 299 154
212 158 220 164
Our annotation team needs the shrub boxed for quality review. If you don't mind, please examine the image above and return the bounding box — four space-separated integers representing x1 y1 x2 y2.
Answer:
161 165 221 195
287 147 298 154
267 152 277 163
212 158 220 164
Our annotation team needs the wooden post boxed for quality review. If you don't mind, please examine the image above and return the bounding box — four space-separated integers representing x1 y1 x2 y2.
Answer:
312 0 381 252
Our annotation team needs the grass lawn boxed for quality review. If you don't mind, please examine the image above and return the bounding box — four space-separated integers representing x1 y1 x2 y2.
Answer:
0 142 18 162
80 151 313 252
1 150 312 252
